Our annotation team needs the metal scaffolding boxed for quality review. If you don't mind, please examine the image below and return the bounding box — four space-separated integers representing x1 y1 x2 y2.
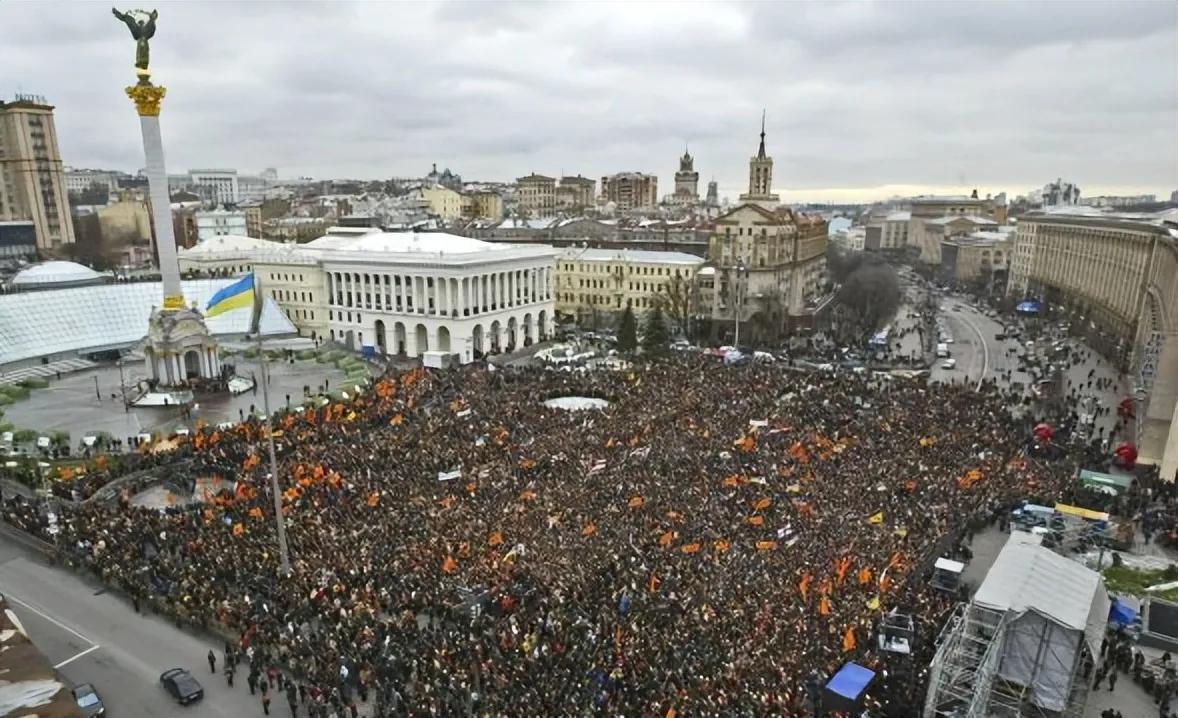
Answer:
923 600 1094 718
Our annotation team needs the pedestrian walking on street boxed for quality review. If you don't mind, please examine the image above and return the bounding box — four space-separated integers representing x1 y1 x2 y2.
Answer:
1108 670 1117 691
207 649 216 674
262 693 271 716
248 670 258 695
226 663 235 687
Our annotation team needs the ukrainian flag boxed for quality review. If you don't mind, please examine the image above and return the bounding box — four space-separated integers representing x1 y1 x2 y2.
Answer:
205 273 256 318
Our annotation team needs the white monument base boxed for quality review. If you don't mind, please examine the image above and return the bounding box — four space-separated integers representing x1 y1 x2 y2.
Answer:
143 306 222 387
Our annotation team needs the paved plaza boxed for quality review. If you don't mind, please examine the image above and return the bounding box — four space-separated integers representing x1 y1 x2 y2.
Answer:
3 354 351 443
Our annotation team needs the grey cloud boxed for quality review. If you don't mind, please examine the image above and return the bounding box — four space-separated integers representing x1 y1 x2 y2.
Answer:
1 0 1173 200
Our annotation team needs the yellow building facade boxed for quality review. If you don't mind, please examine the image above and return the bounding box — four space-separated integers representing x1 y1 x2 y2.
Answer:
555 248 703 323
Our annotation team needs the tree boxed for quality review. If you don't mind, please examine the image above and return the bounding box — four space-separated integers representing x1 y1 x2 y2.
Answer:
617 302 638 353
642 304 670 357
836 264 901 336
659 274 694 338
749 289 788 345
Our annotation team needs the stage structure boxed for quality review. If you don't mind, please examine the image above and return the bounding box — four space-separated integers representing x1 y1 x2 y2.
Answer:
116 8 221 387
923 538 1107 717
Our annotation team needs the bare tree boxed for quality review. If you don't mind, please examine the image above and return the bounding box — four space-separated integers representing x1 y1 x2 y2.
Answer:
836 264 900 335
656 274 694 337
749 289 788 345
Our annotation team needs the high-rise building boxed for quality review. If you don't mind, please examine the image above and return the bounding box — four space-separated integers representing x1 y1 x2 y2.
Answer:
1009 206 1178 480
516 174 557 217
601 172 658 211
674 146 699 200
189 169 239 205
737 112 779 209
556 175 596 211
0 95 75 251
706 180 719 207
1040 177 1081 207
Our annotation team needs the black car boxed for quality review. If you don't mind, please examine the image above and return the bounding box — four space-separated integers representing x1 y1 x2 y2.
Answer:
72 683 105 717
160 668 204 705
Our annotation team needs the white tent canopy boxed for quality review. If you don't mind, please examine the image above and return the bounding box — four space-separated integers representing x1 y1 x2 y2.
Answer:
973 540 1110 712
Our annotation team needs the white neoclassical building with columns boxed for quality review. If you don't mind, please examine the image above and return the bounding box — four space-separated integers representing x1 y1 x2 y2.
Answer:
180 229 557 363
313 232 556 361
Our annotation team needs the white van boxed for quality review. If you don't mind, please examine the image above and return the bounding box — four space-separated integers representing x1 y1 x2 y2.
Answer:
936 343 951 358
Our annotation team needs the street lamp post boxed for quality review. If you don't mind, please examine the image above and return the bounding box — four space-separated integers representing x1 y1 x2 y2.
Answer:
255 332 292 576
732 260 748 347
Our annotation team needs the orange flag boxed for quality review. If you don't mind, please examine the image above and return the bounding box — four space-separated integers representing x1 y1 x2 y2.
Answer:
843 626 856 652
659 531 675 547
232 522 244 536
752 497 771 511
858 566 873 586
819 596 831 616
390 413 403 426
442 556 458 574
367 492 380 507
722 475 742 488
666 709 676 718
747 515 765 527
799 572 812 602
755 540 777 551
713 539 731 553
628 496 645 508
488 531 503 547
648 573 660 593
836 556 851 585
582 522 598 537
681 542 701 554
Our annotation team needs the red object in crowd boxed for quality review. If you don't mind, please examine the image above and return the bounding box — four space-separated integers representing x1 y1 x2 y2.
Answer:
1118 397 1136 419
1114 442 1138 468
1032 423 1055 443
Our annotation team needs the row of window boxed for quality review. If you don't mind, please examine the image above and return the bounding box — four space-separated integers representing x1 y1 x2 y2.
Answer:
558 262 688 277
268 272 306 283
272 289 313 304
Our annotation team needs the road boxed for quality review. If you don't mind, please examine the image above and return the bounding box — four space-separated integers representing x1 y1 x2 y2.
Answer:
0 537 271 718
929 296 1129 439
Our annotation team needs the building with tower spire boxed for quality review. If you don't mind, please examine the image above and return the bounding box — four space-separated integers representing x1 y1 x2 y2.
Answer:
738 111 780 209
706 180 719 207
674 145 699 200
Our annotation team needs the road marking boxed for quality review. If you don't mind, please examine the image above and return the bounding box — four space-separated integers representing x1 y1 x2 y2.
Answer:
54 643 101 669
4 591 94 643
956 312 989 391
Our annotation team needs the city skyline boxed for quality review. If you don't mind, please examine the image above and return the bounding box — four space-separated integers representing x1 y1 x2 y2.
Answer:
3 1 1175 203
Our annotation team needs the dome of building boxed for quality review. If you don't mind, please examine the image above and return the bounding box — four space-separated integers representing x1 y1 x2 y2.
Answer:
10 261 106 289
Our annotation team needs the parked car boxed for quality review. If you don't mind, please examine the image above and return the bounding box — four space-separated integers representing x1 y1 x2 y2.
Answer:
160 668 204 705
941 359 957 370
72 683 105 717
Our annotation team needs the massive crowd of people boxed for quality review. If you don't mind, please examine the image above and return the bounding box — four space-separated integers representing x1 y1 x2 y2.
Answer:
3 356 1088 716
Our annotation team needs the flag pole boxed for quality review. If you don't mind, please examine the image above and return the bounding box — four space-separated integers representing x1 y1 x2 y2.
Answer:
251 273 291 576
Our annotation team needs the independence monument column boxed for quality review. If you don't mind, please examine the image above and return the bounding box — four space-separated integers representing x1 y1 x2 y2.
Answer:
115 8 221 388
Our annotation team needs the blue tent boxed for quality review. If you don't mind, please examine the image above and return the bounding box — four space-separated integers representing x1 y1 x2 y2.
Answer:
1016 300 1042 314
1109 599 1136 628
825 661 875 711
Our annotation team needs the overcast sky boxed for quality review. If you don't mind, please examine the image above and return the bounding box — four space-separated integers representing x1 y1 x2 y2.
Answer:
4 1 1176 203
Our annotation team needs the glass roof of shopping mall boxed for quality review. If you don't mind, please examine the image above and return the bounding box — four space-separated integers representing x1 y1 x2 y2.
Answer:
0 278 295 366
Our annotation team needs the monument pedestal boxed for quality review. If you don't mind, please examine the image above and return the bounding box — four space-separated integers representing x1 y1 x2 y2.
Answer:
144 306 222 387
